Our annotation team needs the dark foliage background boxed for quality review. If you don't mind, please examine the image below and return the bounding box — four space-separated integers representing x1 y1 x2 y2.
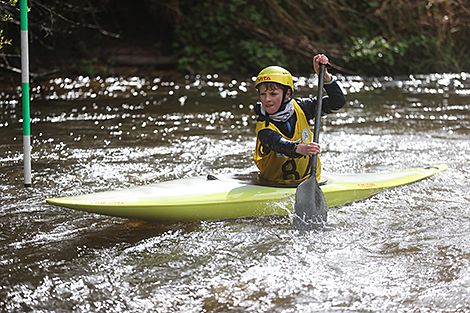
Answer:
1 0 470 79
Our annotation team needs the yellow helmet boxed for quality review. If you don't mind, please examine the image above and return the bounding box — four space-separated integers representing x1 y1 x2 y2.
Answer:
255 66 293 91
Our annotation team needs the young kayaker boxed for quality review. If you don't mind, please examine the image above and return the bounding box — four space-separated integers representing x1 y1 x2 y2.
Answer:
254 54 346 185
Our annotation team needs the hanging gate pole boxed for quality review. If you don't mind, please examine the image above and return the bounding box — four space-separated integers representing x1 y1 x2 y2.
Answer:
20 0 31 187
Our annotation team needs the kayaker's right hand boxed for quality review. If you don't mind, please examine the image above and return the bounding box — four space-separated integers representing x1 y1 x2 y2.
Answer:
296 142 320 155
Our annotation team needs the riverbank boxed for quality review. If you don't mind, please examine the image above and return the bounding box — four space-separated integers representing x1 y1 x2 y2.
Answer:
3 0 470 86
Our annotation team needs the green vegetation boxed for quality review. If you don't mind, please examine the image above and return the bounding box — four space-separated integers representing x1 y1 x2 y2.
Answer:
1 0 16 49
343 36 407 75
173 0 470 75
0 29 12 49
1 0 470 77
173 0 291 74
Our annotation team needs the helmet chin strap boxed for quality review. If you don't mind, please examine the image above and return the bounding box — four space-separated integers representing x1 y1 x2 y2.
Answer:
276 88 291 113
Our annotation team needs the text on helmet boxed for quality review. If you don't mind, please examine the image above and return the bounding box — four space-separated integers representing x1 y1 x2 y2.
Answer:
257 76 272 83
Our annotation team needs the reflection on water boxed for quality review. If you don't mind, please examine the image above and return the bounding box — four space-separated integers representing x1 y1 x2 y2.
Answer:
1 72 470 312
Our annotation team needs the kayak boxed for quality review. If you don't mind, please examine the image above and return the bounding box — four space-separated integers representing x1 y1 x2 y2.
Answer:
46 164 448 223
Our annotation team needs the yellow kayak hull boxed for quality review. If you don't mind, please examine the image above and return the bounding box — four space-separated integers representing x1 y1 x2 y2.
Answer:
46 164 448 222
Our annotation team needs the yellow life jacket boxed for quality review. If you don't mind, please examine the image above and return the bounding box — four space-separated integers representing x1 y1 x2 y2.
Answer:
254 100 321 185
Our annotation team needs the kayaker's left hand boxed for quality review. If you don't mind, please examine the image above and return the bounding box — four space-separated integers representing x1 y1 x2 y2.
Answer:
296 142 320 155
313 54 332 83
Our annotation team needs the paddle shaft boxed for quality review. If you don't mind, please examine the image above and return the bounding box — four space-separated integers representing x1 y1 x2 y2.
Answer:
312 63 326 176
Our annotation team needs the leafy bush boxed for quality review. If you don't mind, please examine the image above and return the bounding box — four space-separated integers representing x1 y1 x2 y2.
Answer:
343 36 407 75
173 0 291 75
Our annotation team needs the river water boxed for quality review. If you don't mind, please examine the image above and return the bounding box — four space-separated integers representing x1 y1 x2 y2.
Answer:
1 71 469 312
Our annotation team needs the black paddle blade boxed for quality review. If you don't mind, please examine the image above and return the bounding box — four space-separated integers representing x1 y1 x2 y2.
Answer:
293 177 328 231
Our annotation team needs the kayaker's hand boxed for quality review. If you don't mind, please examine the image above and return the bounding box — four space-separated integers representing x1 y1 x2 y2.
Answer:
296 142 320 155
313 54 332 83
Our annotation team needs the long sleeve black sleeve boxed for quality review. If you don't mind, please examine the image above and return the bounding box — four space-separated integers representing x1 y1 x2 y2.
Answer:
257 129 302 158
296 80 346 119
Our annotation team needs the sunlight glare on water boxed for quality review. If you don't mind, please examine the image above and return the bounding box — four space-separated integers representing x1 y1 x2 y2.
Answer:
1 71 470 312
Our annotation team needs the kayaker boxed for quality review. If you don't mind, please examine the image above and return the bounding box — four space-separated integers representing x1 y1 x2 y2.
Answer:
254 54 346 185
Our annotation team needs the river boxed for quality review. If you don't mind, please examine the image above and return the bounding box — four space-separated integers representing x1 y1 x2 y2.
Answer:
1 72 470 312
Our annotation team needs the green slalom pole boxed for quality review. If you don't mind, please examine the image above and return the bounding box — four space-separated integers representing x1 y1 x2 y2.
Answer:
20 0 32 187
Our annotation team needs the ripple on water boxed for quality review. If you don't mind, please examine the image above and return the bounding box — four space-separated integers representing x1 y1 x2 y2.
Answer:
1 72 470 312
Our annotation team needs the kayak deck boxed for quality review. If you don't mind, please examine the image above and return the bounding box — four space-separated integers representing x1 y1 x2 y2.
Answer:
46 164 448 222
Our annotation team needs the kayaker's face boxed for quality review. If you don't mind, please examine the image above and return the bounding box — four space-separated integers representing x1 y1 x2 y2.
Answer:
259 84 290 114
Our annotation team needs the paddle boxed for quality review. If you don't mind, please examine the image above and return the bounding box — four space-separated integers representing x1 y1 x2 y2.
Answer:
293 63 328 231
